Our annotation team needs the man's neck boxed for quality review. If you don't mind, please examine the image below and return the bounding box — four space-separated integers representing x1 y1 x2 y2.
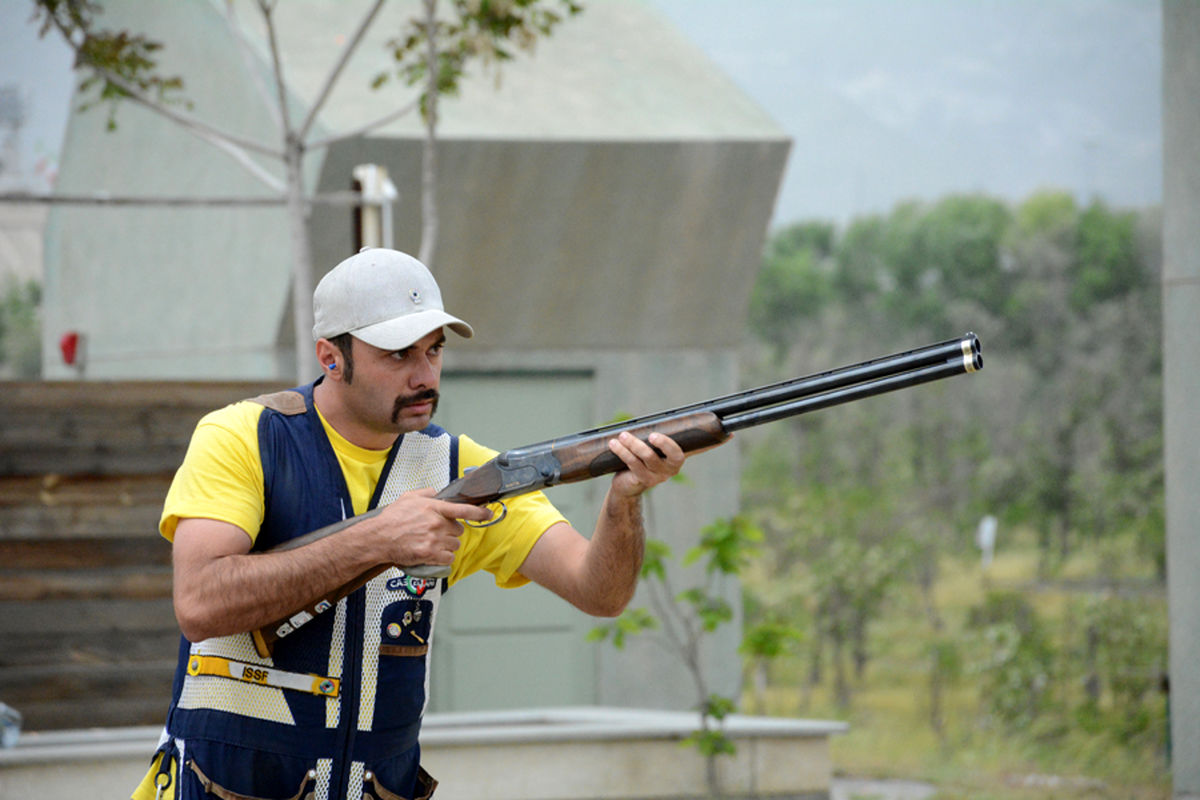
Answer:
311 380 398 451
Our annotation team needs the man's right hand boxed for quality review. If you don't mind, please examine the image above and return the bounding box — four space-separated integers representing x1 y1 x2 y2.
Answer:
374 488 493 569
171 491 491 642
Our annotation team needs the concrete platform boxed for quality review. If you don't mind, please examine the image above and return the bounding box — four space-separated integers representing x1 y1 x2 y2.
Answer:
0 707 847 799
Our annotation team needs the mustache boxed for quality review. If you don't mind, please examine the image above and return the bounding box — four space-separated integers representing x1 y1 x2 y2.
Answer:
391 388 440 424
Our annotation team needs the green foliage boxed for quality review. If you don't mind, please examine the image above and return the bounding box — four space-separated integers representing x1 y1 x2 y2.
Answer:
1081 595 1167 736
585 607 656 650
36 0 580 134
739 191 1166 791
748 190 1162 573
685 514 762 575
375 0 582 121
0 279 42 378
739 620 803 660
928 636 963 685
34 0 187 129
1073 201 1144 309
748 227 833 353
966 591 1056 728
833 215 887 302
589 515 797 798
683 694 739 758
639 537 672 581
1011 189 1078 239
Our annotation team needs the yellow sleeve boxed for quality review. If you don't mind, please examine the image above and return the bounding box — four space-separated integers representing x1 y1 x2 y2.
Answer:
448 434 569 589
159 401 266 543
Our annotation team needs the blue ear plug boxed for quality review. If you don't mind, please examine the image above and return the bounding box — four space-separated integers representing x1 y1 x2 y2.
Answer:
327 363 337 370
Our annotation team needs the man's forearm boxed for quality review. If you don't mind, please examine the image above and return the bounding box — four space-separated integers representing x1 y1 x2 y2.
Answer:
577 488 647 617
174 521 387 642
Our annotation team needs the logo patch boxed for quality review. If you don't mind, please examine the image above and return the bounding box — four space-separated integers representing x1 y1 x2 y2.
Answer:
386 575 433 596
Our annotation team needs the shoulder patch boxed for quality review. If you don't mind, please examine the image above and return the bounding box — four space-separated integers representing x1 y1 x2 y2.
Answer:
248 390 308 415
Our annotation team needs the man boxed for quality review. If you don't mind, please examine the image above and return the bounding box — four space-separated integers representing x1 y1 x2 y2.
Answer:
134 248 696 800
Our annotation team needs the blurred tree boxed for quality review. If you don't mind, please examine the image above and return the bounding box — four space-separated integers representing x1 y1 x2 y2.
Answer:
739 189 1164 726
747 220 836 356
968 590 1057 728
30 0 581 379
589 516 776 800
0 278 42 378
1073 200 1145 309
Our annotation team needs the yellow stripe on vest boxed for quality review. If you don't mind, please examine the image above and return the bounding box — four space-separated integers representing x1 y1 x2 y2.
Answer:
186 655 340 698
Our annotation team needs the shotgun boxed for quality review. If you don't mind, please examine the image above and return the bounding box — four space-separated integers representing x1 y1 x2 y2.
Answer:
251 332 982 656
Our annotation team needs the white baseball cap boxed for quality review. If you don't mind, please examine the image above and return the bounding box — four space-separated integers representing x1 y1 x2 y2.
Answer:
312 248 473 349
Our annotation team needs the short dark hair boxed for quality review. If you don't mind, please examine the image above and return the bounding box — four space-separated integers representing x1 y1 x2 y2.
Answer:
329 333 356 384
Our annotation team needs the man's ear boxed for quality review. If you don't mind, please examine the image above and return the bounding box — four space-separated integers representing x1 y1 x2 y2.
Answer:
314 339 341 379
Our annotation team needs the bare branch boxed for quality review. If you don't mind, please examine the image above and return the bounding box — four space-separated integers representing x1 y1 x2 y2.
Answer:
0 190 363 207
305 97 421 151
256 0 294 137
297 0 388 142
418 0 440 267
221 0 284 134
202 129 288 192
43 10 282 161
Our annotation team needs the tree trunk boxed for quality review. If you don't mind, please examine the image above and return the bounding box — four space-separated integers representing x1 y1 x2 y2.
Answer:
752 660 768 714
285 140 318 382
418 0 440 268
929 649 944 739
852 610 869 681
918 549 946 739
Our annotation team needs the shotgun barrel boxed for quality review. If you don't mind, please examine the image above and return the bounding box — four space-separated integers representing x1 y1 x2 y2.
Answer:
251 332 982 655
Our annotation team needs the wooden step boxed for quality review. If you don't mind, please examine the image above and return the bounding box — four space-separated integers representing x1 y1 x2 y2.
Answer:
0 382 283 730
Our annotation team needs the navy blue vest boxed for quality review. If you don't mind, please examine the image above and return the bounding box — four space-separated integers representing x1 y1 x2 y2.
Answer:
161 381 452 800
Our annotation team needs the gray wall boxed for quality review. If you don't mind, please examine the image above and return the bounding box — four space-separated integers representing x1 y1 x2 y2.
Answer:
312 136 789 352
1163 1 1200 795
436 346 744 712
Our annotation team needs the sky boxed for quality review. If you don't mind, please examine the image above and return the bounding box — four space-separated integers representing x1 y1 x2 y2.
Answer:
644 0 1162 225
0 3 74 192
0 0 1163 227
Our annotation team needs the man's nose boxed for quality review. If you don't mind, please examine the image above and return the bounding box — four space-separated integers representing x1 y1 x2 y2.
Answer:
409 354 437 387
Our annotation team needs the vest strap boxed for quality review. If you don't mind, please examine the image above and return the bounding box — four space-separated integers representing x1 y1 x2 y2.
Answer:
186 654 340 698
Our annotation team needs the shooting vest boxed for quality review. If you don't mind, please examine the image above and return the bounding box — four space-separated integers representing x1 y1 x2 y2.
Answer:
160 382 448 800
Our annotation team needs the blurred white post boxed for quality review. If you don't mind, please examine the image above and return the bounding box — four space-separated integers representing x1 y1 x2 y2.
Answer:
975 515 997 571
353 164 399 249
1163 2 1200 796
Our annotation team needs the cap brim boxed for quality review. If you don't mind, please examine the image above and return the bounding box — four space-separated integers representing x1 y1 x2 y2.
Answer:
349 310 474 351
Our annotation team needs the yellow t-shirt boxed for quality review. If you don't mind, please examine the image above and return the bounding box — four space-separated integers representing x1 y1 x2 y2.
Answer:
160 400 567 588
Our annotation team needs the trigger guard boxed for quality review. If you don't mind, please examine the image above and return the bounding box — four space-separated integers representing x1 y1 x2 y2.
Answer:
464 502 508 528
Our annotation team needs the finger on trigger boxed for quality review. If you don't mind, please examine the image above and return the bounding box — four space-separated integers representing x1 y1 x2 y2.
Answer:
448 501 492 524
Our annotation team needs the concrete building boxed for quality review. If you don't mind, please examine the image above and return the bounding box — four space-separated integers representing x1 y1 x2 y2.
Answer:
39 0 789 716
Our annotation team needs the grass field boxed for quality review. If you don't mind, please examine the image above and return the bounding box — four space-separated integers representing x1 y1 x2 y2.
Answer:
742 530 1170 799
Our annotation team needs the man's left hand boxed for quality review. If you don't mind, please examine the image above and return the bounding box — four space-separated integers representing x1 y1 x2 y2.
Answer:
606 431 686 498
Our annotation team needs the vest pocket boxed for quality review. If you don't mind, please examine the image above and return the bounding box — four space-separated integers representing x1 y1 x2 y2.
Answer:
374 599 434 727
363 762 437 800
181 740 317 800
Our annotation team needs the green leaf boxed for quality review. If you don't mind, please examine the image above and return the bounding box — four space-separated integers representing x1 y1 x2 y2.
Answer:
640 539 672 581
702 694 737 721
682 729 737 758
739 621 804 658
